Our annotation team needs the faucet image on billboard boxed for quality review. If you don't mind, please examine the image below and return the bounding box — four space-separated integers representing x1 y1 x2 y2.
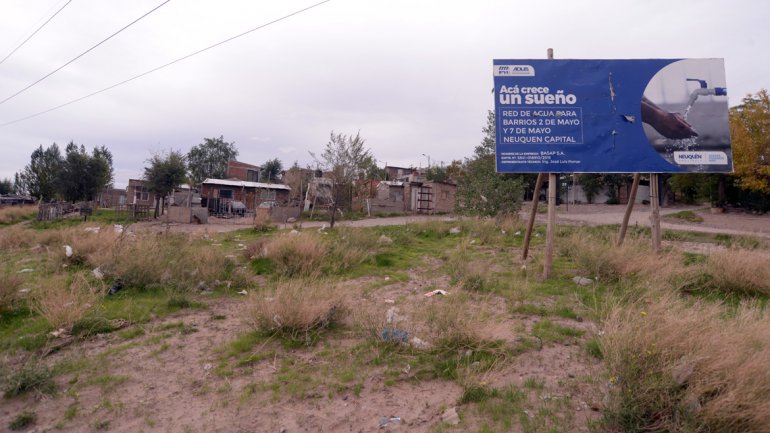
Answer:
683 78 727 119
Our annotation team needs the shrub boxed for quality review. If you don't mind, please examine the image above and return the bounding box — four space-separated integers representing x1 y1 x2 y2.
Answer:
0 205 36 226
262 232 327 277
2 362 56 398
705 249 770 296
0 267 23 312
32 273 103 330
9 411 36 430
111 233 235 291
602 293 770 433
328 228 379 271
242 279 344 344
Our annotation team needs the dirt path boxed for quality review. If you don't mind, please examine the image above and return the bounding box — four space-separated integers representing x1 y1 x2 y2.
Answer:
135 206 768 240
528 204 770 239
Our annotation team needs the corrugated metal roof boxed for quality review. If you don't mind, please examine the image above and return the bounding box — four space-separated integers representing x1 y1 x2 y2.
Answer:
202 179 291 190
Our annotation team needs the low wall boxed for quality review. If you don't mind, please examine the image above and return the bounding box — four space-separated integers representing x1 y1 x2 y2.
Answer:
167 206 209 224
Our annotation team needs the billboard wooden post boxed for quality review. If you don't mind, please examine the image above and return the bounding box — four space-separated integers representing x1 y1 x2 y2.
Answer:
649 173 662 252
543 172 557 279
521 172 544 260
617 173 641 246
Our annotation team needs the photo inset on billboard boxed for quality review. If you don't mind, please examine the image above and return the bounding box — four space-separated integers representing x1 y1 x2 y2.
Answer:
641 59 732 172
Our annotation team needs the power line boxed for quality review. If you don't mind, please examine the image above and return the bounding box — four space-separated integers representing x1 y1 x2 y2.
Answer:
0 0 331 127
0 0 73 67
0 0 171 106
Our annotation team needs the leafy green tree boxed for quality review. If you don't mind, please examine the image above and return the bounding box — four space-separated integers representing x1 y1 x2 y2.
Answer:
601 174 630 204
425 166 449 183
0 178 12 195
578 174 603 204
18 143 62 201
455 111 523 216
57 142 113 202
260 158 283 183
144 150 187 218
187 136 238 186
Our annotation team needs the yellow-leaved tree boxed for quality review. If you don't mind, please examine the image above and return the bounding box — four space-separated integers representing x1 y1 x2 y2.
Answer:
730 90 770 194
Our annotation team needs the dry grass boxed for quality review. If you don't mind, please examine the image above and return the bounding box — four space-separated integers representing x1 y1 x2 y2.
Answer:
328 228 379 270
242 279 345 343
602 292 770 433
253 212 273 232
705 249 770 296
57 226 119 268
0 225 38 251
559 233 699 290
262 232 327 277
32 273 104 329
0 205 36 225
0 266 23 312
110 233 234 291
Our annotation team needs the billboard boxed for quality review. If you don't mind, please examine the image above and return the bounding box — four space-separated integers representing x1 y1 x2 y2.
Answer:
493 59 732 173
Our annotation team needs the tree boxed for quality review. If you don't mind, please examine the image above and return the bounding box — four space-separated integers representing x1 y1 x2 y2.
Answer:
311 131 375 227
187 136 238 186
0 178 12 195
57 142 114 202
17 143 62 201
455 111 523 216
144 150 187 218
579 174 603 204
730 90 770 194
425 165 449 183
260 158 283 183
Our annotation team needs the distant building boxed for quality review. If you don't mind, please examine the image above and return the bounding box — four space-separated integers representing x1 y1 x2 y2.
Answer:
200 179 291 211
385 165 416 181
127 179 156 206
226 160 261 182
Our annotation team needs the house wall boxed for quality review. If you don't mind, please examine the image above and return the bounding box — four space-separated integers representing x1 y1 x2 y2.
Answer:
428 182 456 213
226 161 261 182
99 188 126 207
200 184 290 210
127 179 156 206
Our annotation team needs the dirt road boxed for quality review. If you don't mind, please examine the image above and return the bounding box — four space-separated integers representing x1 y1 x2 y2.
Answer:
135 205 769 239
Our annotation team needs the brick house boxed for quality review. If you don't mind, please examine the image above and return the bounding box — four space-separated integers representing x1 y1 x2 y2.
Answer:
200 179 291 211
226 160 261 182
127 179 156 206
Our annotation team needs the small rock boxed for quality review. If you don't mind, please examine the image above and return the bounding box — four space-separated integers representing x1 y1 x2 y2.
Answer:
92 267 104 280
572 276 593 286
449 227 461 234
672 359 695 386
378 235 394 245
196 281 211 292
64 245 73 258
384 299 395 304
409 337 431 350
441 407 460 425
84 226 100 233
470 361 480 369
386 307 399 324
289 229 300 236
514 230 522 236
203 363 213 371
113 224 124 234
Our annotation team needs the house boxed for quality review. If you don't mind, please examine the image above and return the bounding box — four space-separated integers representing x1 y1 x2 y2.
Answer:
127 179 156 206
98 188 127 207
385 165 416 181
200 179 291 212
226 160 261 182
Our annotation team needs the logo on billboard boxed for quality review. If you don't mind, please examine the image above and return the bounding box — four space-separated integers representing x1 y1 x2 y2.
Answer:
494 65 535 77
673 151 728 165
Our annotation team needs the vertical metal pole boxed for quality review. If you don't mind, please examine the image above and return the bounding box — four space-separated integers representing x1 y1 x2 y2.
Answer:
522 173 544 260
650 173 661 252
543 173 557 279
617 173 641 246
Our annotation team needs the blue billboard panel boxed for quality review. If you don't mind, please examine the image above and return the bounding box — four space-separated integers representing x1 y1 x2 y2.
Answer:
493 59 732 173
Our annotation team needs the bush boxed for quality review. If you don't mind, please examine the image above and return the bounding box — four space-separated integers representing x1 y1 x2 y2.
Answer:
0 267 23 312
32 273 103 330
2 362 56 398
262 232 327 277
705 249 770 296
328 228 379 271
602 293 770 433
242 279 344 344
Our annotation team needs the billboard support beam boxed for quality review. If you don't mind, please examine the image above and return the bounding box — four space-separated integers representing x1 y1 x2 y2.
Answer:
649 173 662 252
617 173 641 246
521 172 544 260
543 172 557 279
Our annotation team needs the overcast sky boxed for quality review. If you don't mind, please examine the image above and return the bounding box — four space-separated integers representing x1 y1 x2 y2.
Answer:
1 0 768 188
